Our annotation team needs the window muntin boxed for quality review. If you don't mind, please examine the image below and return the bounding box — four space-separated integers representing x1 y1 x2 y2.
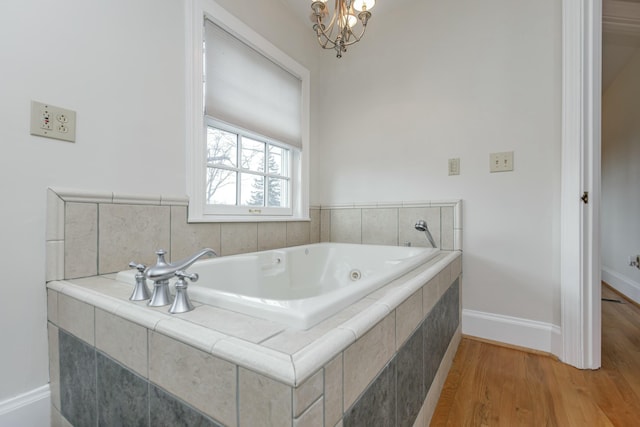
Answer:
205 120 292 215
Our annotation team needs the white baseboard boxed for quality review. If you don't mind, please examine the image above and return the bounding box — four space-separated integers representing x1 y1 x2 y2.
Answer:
0 385 50 427
462 309 562 357
602 267 640 305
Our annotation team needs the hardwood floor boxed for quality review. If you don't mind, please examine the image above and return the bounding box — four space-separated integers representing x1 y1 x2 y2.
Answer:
430 285 640 426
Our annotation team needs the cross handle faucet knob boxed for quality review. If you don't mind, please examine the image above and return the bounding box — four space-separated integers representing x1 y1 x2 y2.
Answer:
128 262 146 273
175 270 199 285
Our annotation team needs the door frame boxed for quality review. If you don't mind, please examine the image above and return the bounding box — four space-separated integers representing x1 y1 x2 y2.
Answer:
560 0 601 370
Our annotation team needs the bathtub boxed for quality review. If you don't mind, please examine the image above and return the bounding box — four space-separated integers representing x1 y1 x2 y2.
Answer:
116 243 440 329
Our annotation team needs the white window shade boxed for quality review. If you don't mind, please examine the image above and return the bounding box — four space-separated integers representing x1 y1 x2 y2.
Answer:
204 20 303 148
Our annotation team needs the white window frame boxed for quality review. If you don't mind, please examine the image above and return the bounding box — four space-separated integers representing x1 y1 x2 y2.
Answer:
185 0 310 222
204 117 296 217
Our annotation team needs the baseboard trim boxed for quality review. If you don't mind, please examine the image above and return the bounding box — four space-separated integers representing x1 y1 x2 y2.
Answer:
602 267 640 305
0 384 50 426
462 309 562 357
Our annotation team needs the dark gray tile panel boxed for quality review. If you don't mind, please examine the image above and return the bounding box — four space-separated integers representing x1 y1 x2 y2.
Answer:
424 278 460 391
59 329 97 427
97 352 149 427
344 359 397 427
396 327 425 427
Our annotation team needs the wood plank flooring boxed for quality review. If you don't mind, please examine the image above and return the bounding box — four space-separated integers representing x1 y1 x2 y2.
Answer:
430 284 640 426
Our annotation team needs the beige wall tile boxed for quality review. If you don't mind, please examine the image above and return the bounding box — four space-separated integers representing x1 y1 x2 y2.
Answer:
440 206 455 250
396 288 423 349
95 309 148 377
239 368 292 427
398 207 440 248
47 241 64 282
438 264 453 296
362 208 398 246
330 209 362 244
423 274 441 316
294 397 323 427
48 323 60 410
149 331 237 426
258 222 286 251
98 204 171 274
58 294 94 345
287 221 310 247
47 289 58 324
309 209 321 243
452 254 462 279
51 405 73 427
220 223 258 256
294 369 323 417
324 353 343 427
47 189 65 241
176 304 285 344
343 313 395 410
170 206 221 261
320 209 331 242
64 202 98 279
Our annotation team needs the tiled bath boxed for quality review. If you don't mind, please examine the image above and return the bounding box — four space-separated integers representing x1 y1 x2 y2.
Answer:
49 271 460 426
46 189 463 426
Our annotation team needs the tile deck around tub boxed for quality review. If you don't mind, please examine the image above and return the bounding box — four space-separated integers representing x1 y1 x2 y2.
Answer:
48 251 460 387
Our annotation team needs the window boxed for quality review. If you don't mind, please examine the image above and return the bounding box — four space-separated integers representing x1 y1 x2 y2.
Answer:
186 0 309 222
205 120 292 215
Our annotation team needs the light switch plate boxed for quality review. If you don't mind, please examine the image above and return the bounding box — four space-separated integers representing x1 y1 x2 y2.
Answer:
490 151 514 173
448 158 460 175
30 100 76 143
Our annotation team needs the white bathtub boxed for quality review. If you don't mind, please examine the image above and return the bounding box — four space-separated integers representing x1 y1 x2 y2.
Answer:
116 243 440 329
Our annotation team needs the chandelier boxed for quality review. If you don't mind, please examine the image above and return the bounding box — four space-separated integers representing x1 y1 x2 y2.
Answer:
310 0 376 58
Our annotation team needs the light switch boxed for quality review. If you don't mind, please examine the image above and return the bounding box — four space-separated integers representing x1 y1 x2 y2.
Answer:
490 151 514 173
448 158 460 176
30 100 76 143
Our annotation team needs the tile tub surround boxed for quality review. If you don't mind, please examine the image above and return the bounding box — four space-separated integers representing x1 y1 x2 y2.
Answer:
47 251 462 426
47 188 460 282
319 200 462 251
46 188 320 282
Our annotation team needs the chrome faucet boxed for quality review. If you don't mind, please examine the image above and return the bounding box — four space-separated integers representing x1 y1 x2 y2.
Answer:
128 262 151 301
415 219 437 248
145 248 217 307
169 270 198 314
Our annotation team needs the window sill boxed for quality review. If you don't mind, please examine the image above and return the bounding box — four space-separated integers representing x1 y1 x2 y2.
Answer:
187 214 311 223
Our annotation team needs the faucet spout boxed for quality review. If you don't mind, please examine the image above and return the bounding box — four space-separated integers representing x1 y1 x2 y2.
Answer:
145 248 217 282
415 220 437 248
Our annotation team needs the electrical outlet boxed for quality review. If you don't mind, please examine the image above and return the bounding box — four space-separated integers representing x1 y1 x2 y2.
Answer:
41 110 52 130
448 158 460 176
30 100 76 142
490 151 514 173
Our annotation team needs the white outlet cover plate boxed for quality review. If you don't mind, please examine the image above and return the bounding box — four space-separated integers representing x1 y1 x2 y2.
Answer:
490 151 514 173
30 100 76 143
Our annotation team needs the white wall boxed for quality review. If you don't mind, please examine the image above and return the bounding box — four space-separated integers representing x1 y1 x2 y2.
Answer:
1 0 564 418
316 0 563 326
0 0 317 416
602 48 640 302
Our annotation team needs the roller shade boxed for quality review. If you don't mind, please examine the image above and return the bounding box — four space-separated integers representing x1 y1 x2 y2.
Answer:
204 19 302 148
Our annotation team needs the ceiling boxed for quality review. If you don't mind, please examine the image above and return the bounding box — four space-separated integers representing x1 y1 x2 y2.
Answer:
279 0 640 92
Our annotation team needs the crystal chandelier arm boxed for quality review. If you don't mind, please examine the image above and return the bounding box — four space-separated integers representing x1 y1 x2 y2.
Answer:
310 0 371 57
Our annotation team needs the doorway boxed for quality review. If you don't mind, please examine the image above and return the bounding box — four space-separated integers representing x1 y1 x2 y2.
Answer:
601 1 640 306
